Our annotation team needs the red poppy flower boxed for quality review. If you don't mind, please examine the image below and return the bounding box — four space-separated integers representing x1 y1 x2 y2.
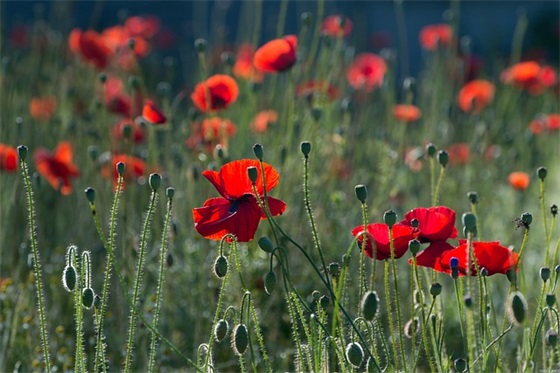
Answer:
253 35 297 73
400 206 458 243
321 15 353 38
102 154 146 189
351 223 419 260
124 16 160 39
191 74 239 112
0 144 18 172
346 53 387 92
393 104 422 122
411 241 455 272
76 29 113 69
250 110 278 133
104 76 142 117
501 61 558 95
233 44 264 82
419 24 453 51
296 81 340 102
457 80 495 114
34 142 80 195
192 159 287 242
439 241 518 276
447 143 470 166
531 114 560 134
29 96 57 121
508 172 530 190
101 25 151 58
142 99 166 125
112 118 146 143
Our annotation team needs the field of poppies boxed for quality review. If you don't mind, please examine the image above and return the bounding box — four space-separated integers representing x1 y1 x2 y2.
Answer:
1 1 559 372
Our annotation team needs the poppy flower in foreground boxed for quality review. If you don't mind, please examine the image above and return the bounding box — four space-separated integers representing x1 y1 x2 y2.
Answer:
419 24 453 51
346 53 387 92
400 206 458 243
253 35 297 73
193 159 287 242
0 144 18 172
352 223 419 260
321 15 353 38
508 172 530 190
142 100 167 125
34 142 80 195
393 104 422 123
191 74 239 112
250 110 278 133
29 96 58 121
501 61 558 95
438 241 518 276
457 80 495 114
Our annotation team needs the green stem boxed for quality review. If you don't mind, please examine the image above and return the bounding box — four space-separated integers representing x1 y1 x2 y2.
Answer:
389 228 407 372
433 166 446 206
540 179 551 266
73 249 85 373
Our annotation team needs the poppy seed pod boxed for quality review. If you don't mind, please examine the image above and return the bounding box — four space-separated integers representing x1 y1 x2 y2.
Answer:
300 141 311 157
426 143 437 157
508 291 527 325
430 282 442 297
17 145 28 161
521 212 533 227
194 38 207 53
329 262 340 277
149 173 162 191
467 191 478 204
546 293 556 307
462 213 477 233
437 150 449 167
410 218 419 228
264 271 277 295
116 161 126 175
84 187 95 203
252 144 263 160
166 187 174 200
464 295 473 308
214 319 229 342
354 184 368 203
214 255 228 278
408 239 421 255
551 205 558 217
98 72 107 83
540 267 551 282
361 291 379 321
232 324 249 356
247 166 258 184
383 210 397 228
345 342 364 368
546 329 558 347
537 166 547 181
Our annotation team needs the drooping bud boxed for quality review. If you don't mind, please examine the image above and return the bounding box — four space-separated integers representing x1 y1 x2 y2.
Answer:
546 329 558 347
301 12 312 27
480 267 488 277
464 295 473 308
98 72 107 84
354 184 368 203
506 268 517 286
232 324 249 356
62 265 77 292
404 317 419 339
361 291 379 321
264 271 277 295
329 262 340 277
214 319 229 342
214 255 228 278
319 295 330 310
551 204 558 217
82 287 95 309
508 291 527 325
345 342 364 368
257 236 274 253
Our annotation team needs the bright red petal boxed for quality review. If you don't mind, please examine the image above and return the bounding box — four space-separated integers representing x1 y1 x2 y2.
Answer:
412 241 455 272
142 99 167 124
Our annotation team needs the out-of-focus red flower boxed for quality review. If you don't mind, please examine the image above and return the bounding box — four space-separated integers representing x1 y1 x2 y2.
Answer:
404 147 423 173
9 24 28 48
103 76 142 117
101 25 151 57
191 74 239 112
102 154 146 189
447 143 470 166
34 142 80 195
192 159 287 242
124 15 161 39
400 206 458 243
29 96 57 121
233 44 264 82
73 29 113 69
393 104 422 123
352 223 419 260
321 15 353 38
419 24 453 51
186 117 237 152
508 172 530 190
438 241 518 276
457 79 495 114
296 81 340 102
346 53 387 92
112 118 146 144
501 61 558 95
531 114 560 134
142 99 166 125
250 110 278 133
253 35 297 73
0 144 18 172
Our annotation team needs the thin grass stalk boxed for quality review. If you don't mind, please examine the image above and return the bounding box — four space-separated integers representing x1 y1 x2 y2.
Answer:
540 179 551 266
124 187 159 372
18 148 51 372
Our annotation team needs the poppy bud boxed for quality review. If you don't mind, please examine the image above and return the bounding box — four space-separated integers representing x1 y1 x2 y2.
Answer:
149 173 162 191
257 236 274 253
62 265 77 292
454 358 467 372
366 358 377 373
166 187 175 200
467 191 478 204
345 342 364 368
546 293 556 307
537 166 547 181
84 187 95 204
408 239 421 255
464 295 473 308
17 145 28 161
210 255 227 279
521 212 532 227
551 204 558 217
300 141 311 157
247 166 258 184
128 75 140 90
546 329 558 347
264 271 276 295
426 143 437 157
252 143 263 160
404 317 419 338
319 295 330 309
508 291 527 325
354 184 368 203
506 268 517 286
116 161 126 176
437 150 449 167
88 145 98 161
402 77 416 92
329 262 340 277
301 12 312 27
430 282 442 297
383 210 397 228
214 319 229 342
194 38 207 53
480 267 488 277
361 291 379 321
540 267 551 282
82 287 95 309
221 52 235 67
98 72 107 84
232 324 248 356
410 218 419 228
462 213 477 233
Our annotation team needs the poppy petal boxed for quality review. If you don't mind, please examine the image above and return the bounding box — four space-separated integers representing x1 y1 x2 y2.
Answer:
142 99 167 124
